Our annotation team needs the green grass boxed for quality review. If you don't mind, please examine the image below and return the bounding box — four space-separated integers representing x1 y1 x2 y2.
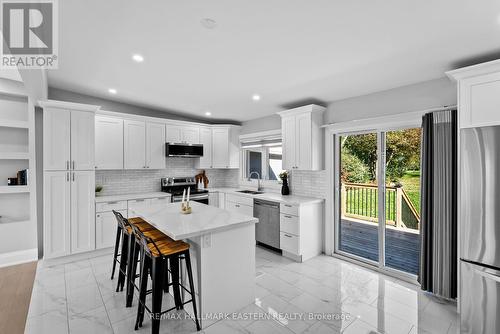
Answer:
399 171 421 215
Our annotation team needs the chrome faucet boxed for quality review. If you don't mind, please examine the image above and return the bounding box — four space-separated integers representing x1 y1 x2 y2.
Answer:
248 171 261 190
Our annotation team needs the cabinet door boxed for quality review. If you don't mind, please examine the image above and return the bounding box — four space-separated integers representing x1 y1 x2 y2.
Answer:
146 122 166 169
44 109 71 170
461 72 500 128
95 116 123 169
96 210 125 249
295 113 312 170
212 128 229 168
182 126 200 144
198 127 212 168
166 125 183 143
71 111 95 170
124 120 146 169
44 171 71 258
281 116 296 170
208 193 219 207
70 171 95 254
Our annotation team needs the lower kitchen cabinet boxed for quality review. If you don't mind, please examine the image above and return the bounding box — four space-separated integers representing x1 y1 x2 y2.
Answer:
96 209 126 249
225 194 254 216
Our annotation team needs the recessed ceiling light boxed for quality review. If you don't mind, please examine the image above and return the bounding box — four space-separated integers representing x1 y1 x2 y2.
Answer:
108 88 117 94
201 18 217 29
252 94 261 101
132 54 144 63
205 111 212 116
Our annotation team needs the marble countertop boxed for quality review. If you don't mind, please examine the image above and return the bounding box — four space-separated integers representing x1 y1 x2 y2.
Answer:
206 187 324 205
95 192 170 203
129 201 258 240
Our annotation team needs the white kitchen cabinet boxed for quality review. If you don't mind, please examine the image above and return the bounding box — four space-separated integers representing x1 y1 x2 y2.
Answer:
124 120 146 169
166 124 199 143
71 111 95 171
225 194 253 216
43 106 96 171
70 171 96 254
146 122 166 169
43 109 70 170
197 126 213 168
211 125 240 169
96 210 126 249
278 104 325 171
447 60 500 128
95 115 124 169
208 192 219 207
44 171 71 258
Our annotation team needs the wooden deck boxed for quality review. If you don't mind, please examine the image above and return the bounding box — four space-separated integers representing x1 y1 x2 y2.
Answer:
339 219 420 275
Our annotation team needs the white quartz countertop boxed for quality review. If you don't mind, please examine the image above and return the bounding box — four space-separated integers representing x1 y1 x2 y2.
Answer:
206 187 324 205
95 192 170 203
129 201 258 240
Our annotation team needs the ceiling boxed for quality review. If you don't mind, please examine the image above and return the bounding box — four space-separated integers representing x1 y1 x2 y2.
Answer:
48 0 500 122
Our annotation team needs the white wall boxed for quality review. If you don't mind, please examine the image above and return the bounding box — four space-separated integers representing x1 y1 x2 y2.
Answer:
241 77 456 133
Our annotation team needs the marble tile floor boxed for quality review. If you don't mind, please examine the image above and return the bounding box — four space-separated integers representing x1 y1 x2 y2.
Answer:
26 246 459 334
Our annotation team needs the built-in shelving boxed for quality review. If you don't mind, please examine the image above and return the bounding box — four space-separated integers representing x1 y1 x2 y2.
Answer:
0 152 29 160
0 119 29 129
0 185 30 194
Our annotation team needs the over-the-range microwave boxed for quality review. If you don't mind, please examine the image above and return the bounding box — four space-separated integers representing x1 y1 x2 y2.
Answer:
165 142 203 157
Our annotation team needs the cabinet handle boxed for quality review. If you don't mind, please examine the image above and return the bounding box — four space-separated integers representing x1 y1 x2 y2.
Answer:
72 161 75 170
285 204 292 208
66 161 69 170
95 166 98 169
235 204 240 207
284 215 293 219
72 173 75 182
107 201 118 204
284 234 293 238
66 172 69 181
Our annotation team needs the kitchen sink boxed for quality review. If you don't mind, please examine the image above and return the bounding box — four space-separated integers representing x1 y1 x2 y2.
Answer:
236 190 264 195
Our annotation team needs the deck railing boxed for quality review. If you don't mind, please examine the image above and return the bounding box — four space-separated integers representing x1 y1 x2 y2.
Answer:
341 182 420 230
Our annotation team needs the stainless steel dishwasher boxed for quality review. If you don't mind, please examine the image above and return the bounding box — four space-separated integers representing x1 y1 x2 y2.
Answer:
254 199 280 249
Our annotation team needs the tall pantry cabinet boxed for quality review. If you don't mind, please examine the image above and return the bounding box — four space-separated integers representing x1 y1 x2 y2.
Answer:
41 101 100 258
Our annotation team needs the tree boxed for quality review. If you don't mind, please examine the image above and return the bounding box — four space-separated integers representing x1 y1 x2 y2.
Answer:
340 149 370 183
342 129 421 182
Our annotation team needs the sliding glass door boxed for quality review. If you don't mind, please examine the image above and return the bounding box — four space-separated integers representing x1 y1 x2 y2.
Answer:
335 128 422 277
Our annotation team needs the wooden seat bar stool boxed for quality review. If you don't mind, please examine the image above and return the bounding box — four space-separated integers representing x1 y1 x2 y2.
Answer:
131 224 201 334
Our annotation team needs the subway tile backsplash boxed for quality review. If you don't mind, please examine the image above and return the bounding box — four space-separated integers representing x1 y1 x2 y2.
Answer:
95 158 239 196
289 170 327 199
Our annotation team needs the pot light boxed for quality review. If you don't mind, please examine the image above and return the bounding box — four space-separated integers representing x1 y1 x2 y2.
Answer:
132 54 144 63
205 111 212 116
201 18 217 29
252 94 261 101
108 88 117 94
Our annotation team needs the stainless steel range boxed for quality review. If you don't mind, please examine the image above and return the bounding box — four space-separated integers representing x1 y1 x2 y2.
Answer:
161 177 209 204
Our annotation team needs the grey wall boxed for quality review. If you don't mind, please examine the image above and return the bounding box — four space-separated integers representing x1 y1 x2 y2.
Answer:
48 87 240 125
240 77 457 133
240 114 282 135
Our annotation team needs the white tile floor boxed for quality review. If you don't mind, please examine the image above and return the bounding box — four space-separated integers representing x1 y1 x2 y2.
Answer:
26 246 459 334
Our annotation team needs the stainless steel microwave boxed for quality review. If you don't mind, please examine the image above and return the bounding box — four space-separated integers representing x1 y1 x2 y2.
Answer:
165 143 203 157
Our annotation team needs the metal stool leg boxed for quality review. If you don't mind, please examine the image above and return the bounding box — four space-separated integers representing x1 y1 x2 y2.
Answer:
151 257 166 334
111 225 122 280
126 237 139 307
185 251 201 331
116 233 129 292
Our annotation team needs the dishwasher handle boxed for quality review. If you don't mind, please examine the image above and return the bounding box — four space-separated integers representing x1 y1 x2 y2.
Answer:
254 199 280 209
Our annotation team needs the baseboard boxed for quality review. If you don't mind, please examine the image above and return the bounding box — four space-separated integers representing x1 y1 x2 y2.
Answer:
0 248 38 268
39 247 113 268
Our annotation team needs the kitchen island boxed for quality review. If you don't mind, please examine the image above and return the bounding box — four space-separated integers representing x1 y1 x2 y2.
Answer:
129 201 259 328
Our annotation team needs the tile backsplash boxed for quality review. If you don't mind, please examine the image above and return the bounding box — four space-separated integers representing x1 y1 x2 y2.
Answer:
289 170 327 198
95 158 239 196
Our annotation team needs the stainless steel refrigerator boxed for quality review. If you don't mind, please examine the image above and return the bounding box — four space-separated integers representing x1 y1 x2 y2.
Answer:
460 126 500 334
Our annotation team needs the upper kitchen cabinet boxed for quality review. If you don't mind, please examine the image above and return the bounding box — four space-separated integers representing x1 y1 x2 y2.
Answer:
146 122 166 169
124 120 146 169
447 60 500 128
95 115 124 169
278 104 325 171
124 120 166 169
166 124 200 144
197 126 213 168
211 125 240 169
41 100 99 171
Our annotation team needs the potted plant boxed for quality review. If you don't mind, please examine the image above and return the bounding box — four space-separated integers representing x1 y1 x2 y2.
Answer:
95 185 103 196
279 171 290 195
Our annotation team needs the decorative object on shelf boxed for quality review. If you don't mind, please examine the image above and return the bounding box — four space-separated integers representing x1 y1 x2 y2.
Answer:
17 169 28 185
7 177 18 186
181 188 192 214
279 171 290 195
195 169 209 188
95 185 103 196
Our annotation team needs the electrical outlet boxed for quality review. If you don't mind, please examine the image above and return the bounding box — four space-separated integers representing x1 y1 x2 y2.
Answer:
202 234 212 248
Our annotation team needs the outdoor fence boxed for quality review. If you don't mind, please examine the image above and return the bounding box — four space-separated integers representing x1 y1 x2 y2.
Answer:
341 182 420 230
